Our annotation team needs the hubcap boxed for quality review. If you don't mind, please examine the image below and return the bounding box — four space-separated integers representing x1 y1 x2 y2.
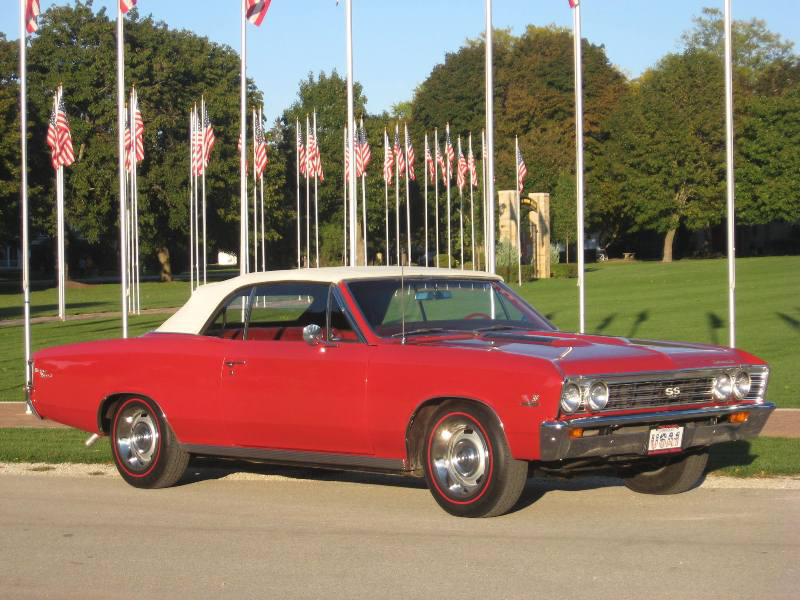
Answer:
115 403 159 472
430 417 490 500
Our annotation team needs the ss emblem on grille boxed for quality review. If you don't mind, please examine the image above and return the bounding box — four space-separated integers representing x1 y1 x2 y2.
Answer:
665 386 681 397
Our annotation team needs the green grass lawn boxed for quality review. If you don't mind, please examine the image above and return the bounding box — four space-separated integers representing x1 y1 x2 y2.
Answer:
0 256 797 405
0 280 191 321
1 428 796 478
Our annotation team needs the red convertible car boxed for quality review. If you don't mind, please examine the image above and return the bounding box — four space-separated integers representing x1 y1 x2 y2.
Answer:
28 267 774 517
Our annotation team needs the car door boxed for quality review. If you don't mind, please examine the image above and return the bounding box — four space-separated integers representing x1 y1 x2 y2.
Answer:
218 281 372 455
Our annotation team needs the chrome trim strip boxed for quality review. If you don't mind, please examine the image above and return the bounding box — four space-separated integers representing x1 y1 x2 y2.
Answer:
25 390 43 420
540 402 775 462
565 364 768 385
182 444 406 472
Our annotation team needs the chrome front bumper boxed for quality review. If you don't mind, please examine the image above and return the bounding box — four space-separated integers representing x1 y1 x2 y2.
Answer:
539 402 776 462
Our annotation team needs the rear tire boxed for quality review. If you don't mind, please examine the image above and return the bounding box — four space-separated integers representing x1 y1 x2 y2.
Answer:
423 402 528 517
111 397 189 489
623 450 708 495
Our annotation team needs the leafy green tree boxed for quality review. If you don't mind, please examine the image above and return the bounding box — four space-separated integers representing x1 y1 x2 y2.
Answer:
681 7 795 78
599 51 728 262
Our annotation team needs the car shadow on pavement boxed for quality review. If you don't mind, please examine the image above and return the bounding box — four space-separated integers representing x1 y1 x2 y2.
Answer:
705 440 757 473
510 476 624 514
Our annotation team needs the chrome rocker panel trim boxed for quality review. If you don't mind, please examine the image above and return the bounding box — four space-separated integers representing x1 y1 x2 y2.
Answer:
183 444 407 473
540 402 775 462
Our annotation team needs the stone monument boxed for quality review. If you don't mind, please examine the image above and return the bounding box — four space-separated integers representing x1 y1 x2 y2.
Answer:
497 190 550 279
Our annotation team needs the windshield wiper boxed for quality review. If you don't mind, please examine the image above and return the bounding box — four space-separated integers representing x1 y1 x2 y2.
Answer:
391 327 451 338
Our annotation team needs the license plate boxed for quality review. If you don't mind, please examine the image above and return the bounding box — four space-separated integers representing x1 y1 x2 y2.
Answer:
647 426 684 454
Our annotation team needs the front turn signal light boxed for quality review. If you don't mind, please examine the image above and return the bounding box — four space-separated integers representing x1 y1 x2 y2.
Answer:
729 412 749 424
569 428 584 439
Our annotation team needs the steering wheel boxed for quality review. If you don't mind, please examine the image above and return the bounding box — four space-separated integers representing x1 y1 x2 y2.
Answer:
464 312 491 320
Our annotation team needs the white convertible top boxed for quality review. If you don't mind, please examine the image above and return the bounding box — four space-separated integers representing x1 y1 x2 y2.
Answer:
157 266 502 335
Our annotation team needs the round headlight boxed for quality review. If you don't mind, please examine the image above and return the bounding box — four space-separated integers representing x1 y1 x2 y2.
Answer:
733 371 751 399
712 373 733 401
588 382 609 411
561 383 582 413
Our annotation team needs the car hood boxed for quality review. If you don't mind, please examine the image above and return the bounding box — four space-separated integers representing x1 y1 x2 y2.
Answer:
415 330 751 376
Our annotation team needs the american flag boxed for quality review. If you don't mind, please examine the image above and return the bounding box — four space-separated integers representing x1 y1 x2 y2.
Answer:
456 144 467 191
134 105 144 165
467 140 477 186
297 122 306 176
405 124 415 181
344 126 352 181
55 95 75 167
393 129 405 179
435 142 446 182
360 121 371 167
120 0 136 15
246 0 271 26
193 114 203 175
516 143 528 193
254 118 267 177
382 130 394 184
46 103 60 170
352 126 362 178
425 136 435 182
308 131 323 181
26 0 40 34
445 128 455 167
124 115 132 172
202 105 215 167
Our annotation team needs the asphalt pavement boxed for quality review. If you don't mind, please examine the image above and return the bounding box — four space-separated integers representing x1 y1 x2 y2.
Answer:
1 465 797 599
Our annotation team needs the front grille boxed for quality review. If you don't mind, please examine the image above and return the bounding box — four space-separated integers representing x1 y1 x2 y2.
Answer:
606 376 713 411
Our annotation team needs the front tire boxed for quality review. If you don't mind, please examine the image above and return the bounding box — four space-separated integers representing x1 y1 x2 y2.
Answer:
111 397 189 489
623 450 708 495
423 402 528 517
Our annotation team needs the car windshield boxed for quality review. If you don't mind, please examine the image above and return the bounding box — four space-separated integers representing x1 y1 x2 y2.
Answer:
347 277 555 338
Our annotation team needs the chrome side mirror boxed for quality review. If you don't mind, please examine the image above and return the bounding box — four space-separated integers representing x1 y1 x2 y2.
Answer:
302 324 323 346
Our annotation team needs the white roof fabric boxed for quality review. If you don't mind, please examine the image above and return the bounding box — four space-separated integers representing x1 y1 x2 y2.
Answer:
157 266 502 335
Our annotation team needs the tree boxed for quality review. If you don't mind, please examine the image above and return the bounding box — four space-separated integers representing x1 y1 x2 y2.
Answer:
682 7 795 79
601 51 728 262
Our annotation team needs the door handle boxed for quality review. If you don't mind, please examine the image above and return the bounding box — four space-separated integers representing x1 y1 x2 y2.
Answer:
224 360 247 367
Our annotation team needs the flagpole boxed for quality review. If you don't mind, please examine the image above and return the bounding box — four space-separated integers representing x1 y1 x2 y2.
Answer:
345 0 357 267
724 0 736 347
341 125 346 264
395 123 400 266
313 110 320 268
571 0 586 333
117 3 129 337
424 134 429 267
446 123 452 269
188 107 194 292
201 96 207 284
384 130 389 265
193 106 201 287
469 133 476 270
296 117 301 269
361 120 368 266
252 108 258 271
516 135 522 286
239 0 247 276
484 0 496 275
434 128 440 268
404 124 411 265
305 114 310 268
55 91 65 321
481 129 487 271
458 137 464 268
19 0 33 401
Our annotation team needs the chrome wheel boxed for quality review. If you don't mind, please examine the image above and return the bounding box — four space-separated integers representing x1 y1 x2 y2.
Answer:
429 415 491 500
115 403 159 473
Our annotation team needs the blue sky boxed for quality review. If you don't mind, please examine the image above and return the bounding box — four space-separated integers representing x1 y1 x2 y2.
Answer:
4 1 799 123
